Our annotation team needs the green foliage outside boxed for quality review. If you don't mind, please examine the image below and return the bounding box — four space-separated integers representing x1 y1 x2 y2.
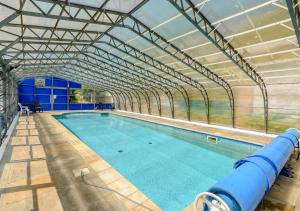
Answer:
69 85 108 103
175 99 296 134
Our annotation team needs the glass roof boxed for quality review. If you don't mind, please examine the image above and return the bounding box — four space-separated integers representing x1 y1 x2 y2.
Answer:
0 0 299 88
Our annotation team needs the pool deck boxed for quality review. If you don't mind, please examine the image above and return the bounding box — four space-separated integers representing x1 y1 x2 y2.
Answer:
0 112 160 211
0 111 300 210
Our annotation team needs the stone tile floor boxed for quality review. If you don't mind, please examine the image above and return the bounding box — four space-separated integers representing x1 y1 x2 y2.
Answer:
0 113 159 211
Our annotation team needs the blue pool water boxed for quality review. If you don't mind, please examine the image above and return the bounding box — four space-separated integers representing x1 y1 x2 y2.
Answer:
54 113 260 210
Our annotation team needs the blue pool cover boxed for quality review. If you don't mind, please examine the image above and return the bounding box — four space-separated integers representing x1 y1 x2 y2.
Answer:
209 128 300 211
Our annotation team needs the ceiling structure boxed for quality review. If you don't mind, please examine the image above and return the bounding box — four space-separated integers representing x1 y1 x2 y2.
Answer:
0 0 299 133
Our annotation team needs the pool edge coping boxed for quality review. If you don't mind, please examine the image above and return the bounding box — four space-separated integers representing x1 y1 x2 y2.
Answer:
112 111 271 147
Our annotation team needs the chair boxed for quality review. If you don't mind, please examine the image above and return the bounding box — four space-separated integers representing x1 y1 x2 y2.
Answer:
18 103 31 116
33 102 43 112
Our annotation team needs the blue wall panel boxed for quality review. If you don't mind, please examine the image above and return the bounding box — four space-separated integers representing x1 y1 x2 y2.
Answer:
45 77 52 86
35 88 51 95
54 96 67 103
69 104 81 110
53 89 67 95
82 104 94 110
97 104 112 109
104 104 112 109
18 77 83 111
53 79 67 87
19 78 34 86
41 104 51 111
19 85 34 94
36 95 50 103
53 104 67 110
19 95 34 103
69 81 81 88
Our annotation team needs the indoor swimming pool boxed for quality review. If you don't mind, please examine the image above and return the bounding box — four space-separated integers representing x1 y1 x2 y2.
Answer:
54 112 260 211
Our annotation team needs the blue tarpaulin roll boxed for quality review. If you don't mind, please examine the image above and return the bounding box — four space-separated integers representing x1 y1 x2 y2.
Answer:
208 129 299 211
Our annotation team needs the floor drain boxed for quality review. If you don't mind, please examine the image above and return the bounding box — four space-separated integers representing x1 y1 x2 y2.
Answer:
118 150 123 153
148 142 152 145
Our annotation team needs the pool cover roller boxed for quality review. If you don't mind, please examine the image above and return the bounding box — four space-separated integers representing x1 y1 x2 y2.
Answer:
208 128 300 211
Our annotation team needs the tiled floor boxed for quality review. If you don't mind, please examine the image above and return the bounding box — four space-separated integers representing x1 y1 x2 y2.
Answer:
0 113 159 211
0 116 64 211
1 111 300 211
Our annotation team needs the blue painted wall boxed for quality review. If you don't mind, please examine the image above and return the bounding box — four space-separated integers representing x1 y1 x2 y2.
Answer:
18 76 96 111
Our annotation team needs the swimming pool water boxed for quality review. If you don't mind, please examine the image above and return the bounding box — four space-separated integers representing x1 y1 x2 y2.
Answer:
54 113 260 211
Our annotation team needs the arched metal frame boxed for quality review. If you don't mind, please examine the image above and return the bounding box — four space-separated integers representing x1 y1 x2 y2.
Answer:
16 48 180 118
17 66 143 114
19 64 161 116
119 92 128 111
68 63 156 114
5 0 233 110
0 0 284 133
2 44 193 119
10 39 184 118
131 90 142 114
77 54 166 116
0 0 224 123
2 29 207 120
19 63 176 118
63 70 141 113
98 35 209 122
72 59 168 117
82 46 191 119
109 92 119 110
168 0 269 132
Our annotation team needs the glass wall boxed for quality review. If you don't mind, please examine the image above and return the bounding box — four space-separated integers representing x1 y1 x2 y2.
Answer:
0 71 18 145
